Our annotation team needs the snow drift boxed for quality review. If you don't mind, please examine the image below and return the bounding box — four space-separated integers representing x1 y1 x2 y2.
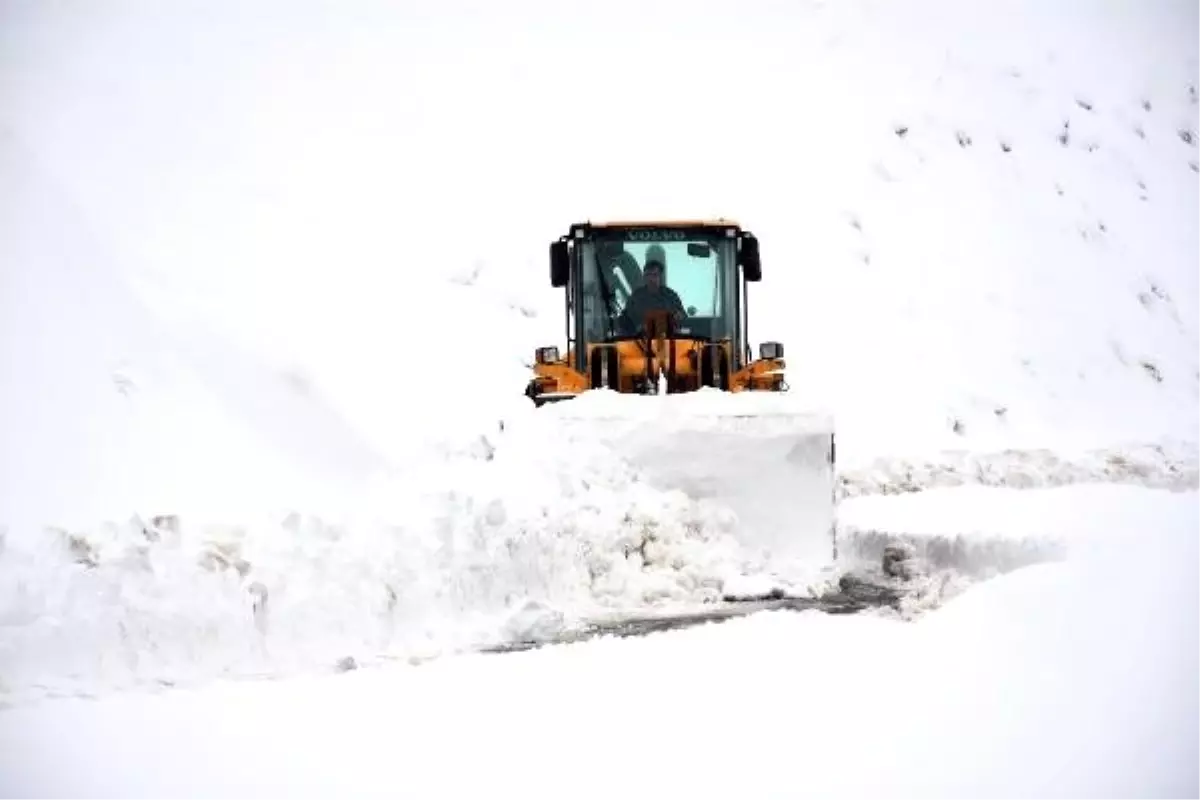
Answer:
0 485 1194 799
0 0 1196 705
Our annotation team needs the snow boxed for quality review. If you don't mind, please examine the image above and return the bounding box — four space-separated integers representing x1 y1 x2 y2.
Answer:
0 0 1198 795
835 484 1200 609
0 432 771 701
539 388 839 584
0 140 386 532
0 486 1194 799
840 483 1199 547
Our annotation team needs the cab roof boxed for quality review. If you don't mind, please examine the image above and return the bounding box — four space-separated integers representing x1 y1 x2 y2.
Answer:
581 218 742 230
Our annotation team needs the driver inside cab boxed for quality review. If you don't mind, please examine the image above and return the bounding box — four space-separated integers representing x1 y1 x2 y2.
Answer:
619 248 686 334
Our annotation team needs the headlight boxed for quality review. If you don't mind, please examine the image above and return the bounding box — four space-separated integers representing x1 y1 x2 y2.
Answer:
759 341 784 360
535 346 560 364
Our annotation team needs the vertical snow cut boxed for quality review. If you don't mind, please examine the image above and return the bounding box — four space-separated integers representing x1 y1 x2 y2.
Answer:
536 389 839 590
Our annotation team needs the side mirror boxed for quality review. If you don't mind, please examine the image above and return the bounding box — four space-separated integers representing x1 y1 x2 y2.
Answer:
740 233 762 282
550 240 569 288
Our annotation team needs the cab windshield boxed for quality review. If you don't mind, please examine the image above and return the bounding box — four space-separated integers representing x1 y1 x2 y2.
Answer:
577 229 738 345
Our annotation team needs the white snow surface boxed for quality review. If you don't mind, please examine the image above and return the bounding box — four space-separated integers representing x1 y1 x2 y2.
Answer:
840 482 1199 545
0 140 388 532
0 0 1198 793
0 488 1194 798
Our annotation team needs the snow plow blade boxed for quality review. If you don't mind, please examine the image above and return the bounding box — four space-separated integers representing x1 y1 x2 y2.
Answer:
539 388 838 586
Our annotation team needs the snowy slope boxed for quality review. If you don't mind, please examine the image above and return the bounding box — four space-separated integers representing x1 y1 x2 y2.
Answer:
0 139 387 530
0 0 1196 747
3 0 1195 460
736 0 1200 458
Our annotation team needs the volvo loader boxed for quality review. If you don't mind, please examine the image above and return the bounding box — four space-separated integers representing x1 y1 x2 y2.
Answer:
523 219 839 579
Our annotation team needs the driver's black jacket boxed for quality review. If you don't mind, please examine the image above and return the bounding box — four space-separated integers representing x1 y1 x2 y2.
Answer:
620 285 686 333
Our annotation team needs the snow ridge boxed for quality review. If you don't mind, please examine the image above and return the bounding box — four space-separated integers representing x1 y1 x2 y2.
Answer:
839 439 1199 498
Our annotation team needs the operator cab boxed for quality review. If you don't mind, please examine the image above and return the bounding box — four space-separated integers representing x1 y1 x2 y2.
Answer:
549 220 763 374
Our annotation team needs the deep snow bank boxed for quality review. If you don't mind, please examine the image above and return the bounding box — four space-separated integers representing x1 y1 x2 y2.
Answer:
0 413 790 702
542 388 839 579
835 483 1200 616
0 488 1194 799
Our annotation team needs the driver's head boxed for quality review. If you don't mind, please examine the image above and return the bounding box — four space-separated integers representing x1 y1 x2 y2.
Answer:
645 244 666 268
643 259 664 289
